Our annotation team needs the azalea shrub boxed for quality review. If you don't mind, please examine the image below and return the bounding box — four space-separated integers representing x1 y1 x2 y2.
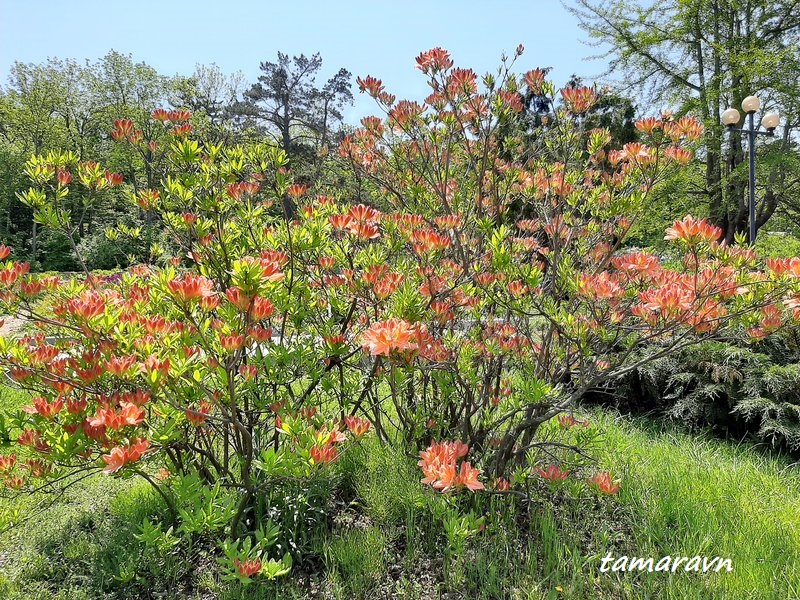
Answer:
0 46 799 582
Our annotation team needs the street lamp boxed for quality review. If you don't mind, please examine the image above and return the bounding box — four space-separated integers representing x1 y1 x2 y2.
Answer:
721 95 780 244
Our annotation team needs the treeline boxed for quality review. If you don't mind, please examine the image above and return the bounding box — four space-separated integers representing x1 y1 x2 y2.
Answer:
0 51 353 270
2 0 800 270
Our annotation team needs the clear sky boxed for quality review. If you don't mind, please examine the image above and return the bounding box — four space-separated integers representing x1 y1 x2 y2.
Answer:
0 0 609 123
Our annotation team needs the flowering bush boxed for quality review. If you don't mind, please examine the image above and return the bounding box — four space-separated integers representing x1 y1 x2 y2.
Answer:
0 47 798 580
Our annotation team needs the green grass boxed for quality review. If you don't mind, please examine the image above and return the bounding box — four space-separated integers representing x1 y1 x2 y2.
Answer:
0 386 799 599
590 410 800 600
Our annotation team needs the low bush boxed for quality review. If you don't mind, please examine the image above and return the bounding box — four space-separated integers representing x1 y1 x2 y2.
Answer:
607 333 800 450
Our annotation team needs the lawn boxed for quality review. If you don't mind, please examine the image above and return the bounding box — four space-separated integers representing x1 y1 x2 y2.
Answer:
0 381 797 600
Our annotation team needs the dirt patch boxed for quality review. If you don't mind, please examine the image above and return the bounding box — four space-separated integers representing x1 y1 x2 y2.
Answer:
0 316 26 338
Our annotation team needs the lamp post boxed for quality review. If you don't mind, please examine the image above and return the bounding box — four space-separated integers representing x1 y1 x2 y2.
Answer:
721 95 780 244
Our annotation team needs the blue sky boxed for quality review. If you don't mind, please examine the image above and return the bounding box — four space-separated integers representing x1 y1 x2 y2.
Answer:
0 0 609 122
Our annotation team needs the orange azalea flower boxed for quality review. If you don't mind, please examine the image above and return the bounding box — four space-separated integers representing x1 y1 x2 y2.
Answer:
388 100 425 128
638 285 694 318
29 344 58 365
171 122 192 136
151 108 170 121
239 364 258 380
524 68 547 94
259 260 284 281
134 189 160 210
361 318 419 356
361 264 389 285
64 289 105 320
167 109 191 122
326 427 347 443
561 86 597 113
325 334 346 346
411 229 450 253
557 414 590 428
446 67 477 95
105 355 137 376
588 471 621 495
356 75 384 96
89 402 145 430
434 214 462 230
577 272 623 301
248 325 273 342
456 461 485 491
5 476 25 490
111 119 134 139
318 256 336 270
536 464 570 482
622 142 655 164
140 354 170 378
329 214 354 230
310 442 338 464
492 477 510 491
102 449 129 474
418 440 481 492
260 250 289 266
374 273 405 299
430 300 454 323
760 304 783 333
220 334 246 352
415 47 453 73
142 315 170 334
415 326 449 362
675 115 703 140
82 418 107 442
102 438 150 474
124 390 151 407
765 257 800 277
665 145 692 165
347 221 380 240
250 297 274 320
25 396 63 419
17 429 41 447
57 169 72 187
105 171 123 186
0 244 10 260
225 287 253 311
226 181 260 200
235 557 262 578
185 400 212 426
428 462 457 490
500 90 525 114
344 415 371 438
0 454 16 472
634 117 661 135
25 458 48 478
75 363 103 384
664 215 722 245
612 251 661 277
167 273 214 303
286 183 308 197
507 280 528 297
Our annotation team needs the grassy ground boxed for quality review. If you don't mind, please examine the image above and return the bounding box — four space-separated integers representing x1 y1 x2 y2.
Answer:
0 382 798 599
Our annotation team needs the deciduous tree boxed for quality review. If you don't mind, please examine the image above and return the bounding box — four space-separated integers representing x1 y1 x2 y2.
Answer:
571 0 800 241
